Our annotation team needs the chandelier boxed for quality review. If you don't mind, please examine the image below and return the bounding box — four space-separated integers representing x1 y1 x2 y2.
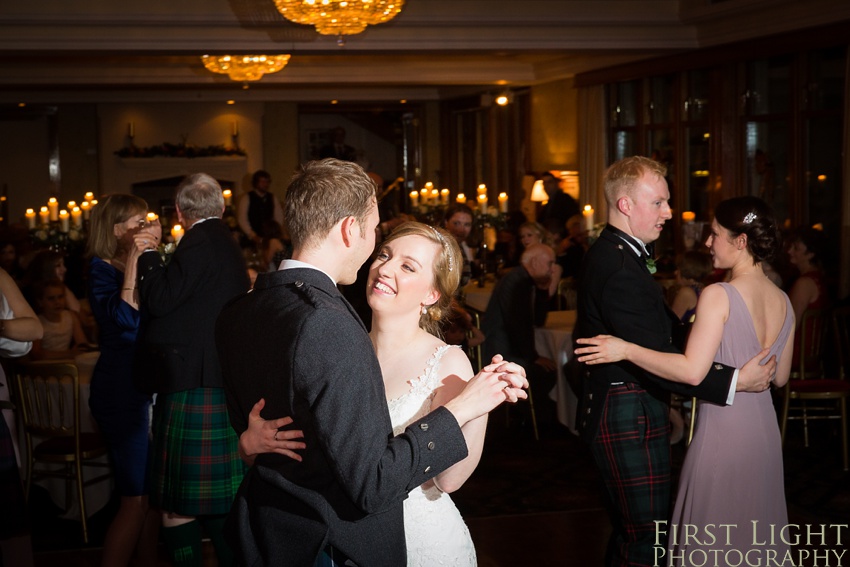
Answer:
201 54 291 82
273 0 405 38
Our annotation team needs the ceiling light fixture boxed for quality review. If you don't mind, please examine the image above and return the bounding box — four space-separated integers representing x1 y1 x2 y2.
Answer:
201 54 291 82
273 0 405 45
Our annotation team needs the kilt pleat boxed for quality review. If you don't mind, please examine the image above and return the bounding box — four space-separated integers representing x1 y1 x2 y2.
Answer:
150 387 246 515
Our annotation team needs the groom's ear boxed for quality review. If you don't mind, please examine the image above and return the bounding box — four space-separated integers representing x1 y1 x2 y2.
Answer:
339 216 357 247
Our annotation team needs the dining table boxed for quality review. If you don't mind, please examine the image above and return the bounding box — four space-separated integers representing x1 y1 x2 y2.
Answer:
534 310 579 435
461 278 496 314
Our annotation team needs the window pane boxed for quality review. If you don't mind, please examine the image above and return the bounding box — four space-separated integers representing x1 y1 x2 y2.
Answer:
806 116 843 233
745 121 790 227
612 130 636 163
685 127 711 220
745 56 791 115
647 75 675 124
807 46 847 111
610 81 639 127
684 70 710 122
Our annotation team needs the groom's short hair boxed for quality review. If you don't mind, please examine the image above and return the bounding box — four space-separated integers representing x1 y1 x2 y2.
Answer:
285 158 377 251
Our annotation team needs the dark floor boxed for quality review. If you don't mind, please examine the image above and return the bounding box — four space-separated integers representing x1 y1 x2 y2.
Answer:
19 408 850 567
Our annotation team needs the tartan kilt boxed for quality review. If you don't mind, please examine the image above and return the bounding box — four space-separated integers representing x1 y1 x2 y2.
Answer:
150 387 246 516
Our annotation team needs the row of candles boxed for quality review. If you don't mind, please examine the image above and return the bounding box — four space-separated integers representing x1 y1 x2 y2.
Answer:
24 189 234 235
25 193 99 232
409 183 509 215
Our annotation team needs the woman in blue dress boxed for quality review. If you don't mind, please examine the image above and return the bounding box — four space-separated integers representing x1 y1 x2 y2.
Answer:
87 194 161 567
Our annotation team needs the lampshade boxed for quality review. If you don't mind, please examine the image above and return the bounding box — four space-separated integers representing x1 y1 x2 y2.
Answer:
530 180 548 202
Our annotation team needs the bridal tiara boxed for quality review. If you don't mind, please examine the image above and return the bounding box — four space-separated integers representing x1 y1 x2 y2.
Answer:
431 227 454 272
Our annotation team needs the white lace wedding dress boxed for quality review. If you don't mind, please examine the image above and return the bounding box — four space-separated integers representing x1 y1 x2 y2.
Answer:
387 344 478 567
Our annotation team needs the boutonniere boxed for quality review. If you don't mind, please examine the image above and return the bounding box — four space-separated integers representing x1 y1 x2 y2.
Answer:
645 257 657 274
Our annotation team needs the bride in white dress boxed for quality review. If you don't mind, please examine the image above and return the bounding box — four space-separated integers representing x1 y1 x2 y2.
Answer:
240 222 485 566
367 222 481 566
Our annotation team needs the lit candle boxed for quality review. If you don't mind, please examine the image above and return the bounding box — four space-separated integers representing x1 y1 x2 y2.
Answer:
39 206 49 225
128 122 135 138
48 197 59 221
90 199 98 206
430 188 439 205
440 188 450 205
477 183 487 195
583 205 595 232
498 192 508 213
409 190 419 209
67 200 76 210
420 188 428 204
59 209 70 232
477 193 488 214
456 193 467 204
682 211 696 223
71 206 82 228
80 201 91 220
146 212 159 223
25 208 36 229
84 192 94 201
223 189 232 207
231 121 238 137
171 224 184 243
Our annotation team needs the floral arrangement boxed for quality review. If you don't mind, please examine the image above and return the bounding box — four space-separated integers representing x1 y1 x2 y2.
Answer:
30 224 86 252
115 143 246 158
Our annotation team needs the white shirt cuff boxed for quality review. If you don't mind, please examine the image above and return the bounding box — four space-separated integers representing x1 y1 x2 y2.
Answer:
726 369 738 405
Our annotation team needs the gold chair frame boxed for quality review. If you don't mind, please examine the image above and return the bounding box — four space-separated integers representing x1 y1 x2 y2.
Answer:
14 361 112 543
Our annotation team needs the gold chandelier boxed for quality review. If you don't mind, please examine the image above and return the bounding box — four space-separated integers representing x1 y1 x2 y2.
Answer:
273 0 405 38
201 54 291 82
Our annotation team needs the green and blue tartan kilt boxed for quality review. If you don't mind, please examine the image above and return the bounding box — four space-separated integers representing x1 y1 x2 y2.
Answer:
150 387 246 516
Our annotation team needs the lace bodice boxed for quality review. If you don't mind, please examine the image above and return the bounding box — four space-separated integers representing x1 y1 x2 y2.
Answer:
387 344 456 435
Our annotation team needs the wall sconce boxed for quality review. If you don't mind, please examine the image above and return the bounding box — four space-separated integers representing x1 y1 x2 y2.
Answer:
494 91 514 106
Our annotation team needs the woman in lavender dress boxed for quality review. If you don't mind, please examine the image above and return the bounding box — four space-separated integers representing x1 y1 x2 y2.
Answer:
576 196 794 562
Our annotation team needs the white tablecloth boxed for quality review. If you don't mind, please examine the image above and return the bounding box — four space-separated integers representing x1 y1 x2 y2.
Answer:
461 280 495 313
534 310 578 434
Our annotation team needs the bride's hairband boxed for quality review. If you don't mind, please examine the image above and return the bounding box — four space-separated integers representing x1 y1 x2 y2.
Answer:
431 227 453 272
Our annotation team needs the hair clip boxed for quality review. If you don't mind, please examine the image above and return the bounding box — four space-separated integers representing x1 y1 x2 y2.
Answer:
431 227 453 272
743 212 757 224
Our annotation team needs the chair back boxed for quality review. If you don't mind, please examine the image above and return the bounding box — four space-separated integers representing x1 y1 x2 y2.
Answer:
557 277 578 311
794 308 826 380
467 311 483 373
14 362 81 442
834 305 850 380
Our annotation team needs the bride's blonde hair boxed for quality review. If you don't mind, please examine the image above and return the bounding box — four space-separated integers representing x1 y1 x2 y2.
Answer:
380 221 462 337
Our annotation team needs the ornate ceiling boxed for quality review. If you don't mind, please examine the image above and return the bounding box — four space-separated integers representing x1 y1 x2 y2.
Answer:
1 0 848 103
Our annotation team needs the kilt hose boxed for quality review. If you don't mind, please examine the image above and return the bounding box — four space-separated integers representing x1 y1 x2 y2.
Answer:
590 383 671 567
150 387 246 516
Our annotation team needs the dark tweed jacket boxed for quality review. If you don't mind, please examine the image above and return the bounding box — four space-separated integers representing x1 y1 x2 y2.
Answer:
573 226 734 443
216 267 468 567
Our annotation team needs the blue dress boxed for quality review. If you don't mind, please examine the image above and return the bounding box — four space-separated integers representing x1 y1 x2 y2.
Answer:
87 257 152 496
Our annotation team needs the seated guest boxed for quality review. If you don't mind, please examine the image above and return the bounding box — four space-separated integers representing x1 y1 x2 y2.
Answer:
23 249 81 314
667 250 713 323
556 214 588 280
443 204 477 288
29 280 91 360
482 243 558 425
441 300 485 352
787 227 829 371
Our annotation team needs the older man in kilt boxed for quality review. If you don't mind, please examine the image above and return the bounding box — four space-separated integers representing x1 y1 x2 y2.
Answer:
134 173 250 567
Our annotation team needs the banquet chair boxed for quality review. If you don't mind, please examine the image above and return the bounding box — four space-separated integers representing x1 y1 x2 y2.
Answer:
556 277 578 311
14 361 111 543
779 308 849 471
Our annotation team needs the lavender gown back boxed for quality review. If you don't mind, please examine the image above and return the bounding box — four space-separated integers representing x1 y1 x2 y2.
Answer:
668 283 793 563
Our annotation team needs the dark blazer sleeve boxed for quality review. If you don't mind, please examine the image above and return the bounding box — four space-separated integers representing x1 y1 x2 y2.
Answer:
596 248 733 404
290 310 468 513
137 228 209 318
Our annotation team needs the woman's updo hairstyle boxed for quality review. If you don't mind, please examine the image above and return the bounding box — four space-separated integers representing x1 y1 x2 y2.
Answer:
713 196 781 264
379 221 462 338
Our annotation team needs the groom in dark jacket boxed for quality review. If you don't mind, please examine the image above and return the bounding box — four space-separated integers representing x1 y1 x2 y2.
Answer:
574 156 777 567
216 158 528 566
